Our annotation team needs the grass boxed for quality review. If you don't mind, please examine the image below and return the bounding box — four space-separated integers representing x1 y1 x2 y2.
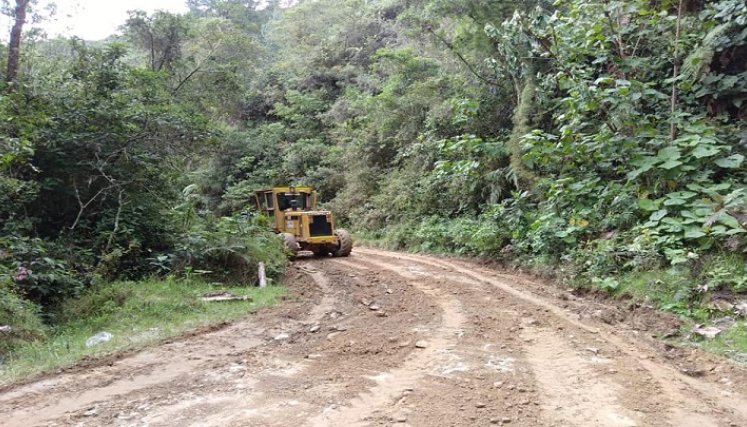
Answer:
698 321 747 363
0 278 285 386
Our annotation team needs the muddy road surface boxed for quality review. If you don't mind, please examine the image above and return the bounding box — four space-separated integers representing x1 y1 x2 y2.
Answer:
2 248 747 427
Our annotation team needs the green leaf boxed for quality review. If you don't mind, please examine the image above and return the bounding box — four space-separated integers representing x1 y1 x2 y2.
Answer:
657 146 681 162
680 210 697 219
714 154 744 169
718 214 741 229
663 198 687 206
650 209 668 221
639 198 659 211
684 227 706 239
667 191 697 199
659 159 683 170
691 145 721 159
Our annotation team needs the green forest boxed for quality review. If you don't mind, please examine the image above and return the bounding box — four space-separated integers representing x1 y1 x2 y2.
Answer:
1 0 746 369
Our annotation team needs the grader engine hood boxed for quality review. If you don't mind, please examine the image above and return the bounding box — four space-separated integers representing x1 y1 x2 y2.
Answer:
284 211 337 243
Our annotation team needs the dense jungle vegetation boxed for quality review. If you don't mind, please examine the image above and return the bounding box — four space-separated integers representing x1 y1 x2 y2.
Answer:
1 0 747 362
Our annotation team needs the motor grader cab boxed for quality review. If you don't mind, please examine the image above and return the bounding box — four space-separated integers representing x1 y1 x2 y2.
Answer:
254 186 353 257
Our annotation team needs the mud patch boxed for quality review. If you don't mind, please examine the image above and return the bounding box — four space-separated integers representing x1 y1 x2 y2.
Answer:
523 328 640 426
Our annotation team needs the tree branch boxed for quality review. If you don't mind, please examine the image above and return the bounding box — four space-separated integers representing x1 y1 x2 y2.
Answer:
105 189 127 253
425 27 498 86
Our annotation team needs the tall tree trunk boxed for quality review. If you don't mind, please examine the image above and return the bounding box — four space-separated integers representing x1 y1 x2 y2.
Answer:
6 0 30 92
669 0 685 142
505 73 538 191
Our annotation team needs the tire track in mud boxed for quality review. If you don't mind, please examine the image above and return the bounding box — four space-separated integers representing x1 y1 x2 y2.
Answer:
348 252 653 426
3 250 747 427
0 266 339 427
1 259 453 427
332 256 550 426
307 258 466 426
356 248 747 427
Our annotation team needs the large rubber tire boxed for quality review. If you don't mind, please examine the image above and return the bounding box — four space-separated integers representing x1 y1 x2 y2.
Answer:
282 233 299 257
332 229 353 257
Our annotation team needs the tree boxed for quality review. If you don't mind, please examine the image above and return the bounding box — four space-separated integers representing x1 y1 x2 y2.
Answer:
5 0 30 91
124 10 190 73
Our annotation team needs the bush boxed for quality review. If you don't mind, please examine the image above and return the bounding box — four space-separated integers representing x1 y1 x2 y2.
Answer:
172 214 286 284
375 216 509 257
0 235 85 311
0 283 46 358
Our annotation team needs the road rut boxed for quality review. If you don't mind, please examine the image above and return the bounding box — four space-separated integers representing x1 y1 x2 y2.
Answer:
2 248 746 426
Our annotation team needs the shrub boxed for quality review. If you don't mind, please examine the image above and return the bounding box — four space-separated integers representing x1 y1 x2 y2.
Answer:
0 283 46 358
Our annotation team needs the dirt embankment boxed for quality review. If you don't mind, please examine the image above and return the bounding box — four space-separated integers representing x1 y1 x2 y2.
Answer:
2 249 746 426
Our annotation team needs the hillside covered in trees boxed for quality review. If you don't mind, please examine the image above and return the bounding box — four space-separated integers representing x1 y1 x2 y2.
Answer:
1 0 746 361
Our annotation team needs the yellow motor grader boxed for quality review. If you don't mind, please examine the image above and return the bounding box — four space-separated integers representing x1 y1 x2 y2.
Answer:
254 186 353 257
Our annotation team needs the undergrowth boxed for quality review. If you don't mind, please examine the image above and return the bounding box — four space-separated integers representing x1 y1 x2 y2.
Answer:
0 278 285 385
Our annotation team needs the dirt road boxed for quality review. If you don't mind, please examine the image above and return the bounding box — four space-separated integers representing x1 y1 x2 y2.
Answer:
2 248 747 426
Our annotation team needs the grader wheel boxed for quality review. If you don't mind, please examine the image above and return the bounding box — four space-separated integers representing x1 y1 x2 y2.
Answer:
332 229 353 257
282 233 299 257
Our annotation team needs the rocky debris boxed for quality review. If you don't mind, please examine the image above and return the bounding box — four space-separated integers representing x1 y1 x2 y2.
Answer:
392 413 408 423
712 317 736 330
274 332 290 341
328 311 343 319
707 300 734 311
83 407 98 417
309 324 321 333
369 304 381 311
592 309 619 325
521 317 539 327
735 302 747 317
692 324 722 339
415 340 428 349
0 325 12 334
681 367 706 377
117 413 136 421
